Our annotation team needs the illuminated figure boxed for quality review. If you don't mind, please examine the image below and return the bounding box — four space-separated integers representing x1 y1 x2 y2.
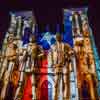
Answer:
81 19 97 100
13 44 27 100
0 33 17 100
14 34 44 100
72 11 98 100
25 34 44 99
0 9 100 100
49 33 74 100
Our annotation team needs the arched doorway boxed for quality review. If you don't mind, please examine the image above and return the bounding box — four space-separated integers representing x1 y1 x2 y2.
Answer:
40 80 52 100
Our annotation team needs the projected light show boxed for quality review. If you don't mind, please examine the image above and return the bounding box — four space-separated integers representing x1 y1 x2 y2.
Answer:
0 8 100 100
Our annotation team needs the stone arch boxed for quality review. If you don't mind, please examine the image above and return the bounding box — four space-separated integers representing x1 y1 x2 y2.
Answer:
39 76 54 100
39 76 55 100
39 75 54 89
41 80 52 89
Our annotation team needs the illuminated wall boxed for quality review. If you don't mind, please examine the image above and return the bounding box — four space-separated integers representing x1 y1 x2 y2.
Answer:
64 8 100 99
0 8 100 100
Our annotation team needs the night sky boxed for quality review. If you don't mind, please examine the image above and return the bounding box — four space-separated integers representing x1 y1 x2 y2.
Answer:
0 0 100 55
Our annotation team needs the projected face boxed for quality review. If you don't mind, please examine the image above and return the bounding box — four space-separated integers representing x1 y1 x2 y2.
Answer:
7 34 14 43
84 38 90 46
84 38 92 53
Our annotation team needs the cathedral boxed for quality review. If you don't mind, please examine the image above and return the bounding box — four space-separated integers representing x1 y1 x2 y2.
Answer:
0 8 100 100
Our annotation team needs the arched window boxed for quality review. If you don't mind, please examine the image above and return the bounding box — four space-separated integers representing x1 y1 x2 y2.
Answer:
40 80 52 100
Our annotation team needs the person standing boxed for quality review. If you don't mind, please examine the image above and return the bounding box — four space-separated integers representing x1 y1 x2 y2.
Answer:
49 33 74 100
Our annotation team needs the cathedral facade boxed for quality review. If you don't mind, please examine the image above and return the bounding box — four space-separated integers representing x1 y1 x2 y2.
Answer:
0 8 99 100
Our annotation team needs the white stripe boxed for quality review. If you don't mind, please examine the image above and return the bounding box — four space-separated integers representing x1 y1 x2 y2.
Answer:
32 73 36 99
70 57 79 100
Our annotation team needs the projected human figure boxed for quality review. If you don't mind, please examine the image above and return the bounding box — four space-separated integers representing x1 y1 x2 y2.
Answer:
14 34 44 100
0 33 17 100
25 34 44 99
49 33 74 100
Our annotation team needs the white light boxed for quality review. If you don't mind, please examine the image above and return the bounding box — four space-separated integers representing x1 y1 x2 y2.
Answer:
11 14 16 24
81 16 84 21
24 20 30 27
32 24 35 33
69 16 72 21
41 32 55 45
8 27 15 33
17 16 21 19
72 11 74 15
79 11 82 14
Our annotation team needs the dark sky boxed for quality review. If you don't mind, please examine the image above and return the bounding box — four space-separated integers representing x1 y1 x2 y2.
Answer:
0 0 100 55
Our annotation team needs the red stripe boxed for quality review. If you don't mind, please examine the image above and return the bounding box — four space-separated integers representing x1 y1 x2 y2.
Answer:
22 52 48 100
40 56 48 100
22 76 32 100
